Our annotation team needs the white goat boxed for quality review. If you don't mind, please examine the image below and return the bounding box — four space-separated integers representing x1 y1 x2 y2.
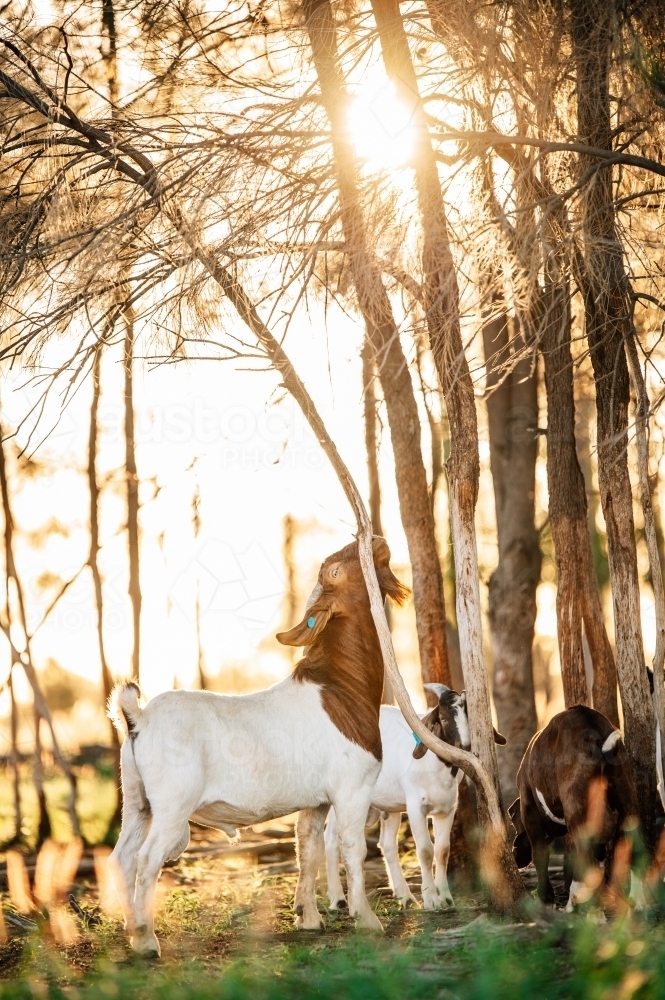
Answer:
108 537 407 956
326 684 504 910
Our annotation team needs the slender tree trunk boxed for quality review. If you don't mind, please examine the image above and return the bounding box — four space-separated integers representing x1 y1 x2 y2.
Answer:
88 347 122 839
32 709 51 846
0 424 81 838
101 0 119 108
282 514 298 665
571 0 656 847
482 306 540 806
361 335 395 703
303 0 451 697
104 0 141 685
361 335 383 539
625 337 665 795
369 0 524 900
8 667 22 844
540 240 619 723
124 319 142 683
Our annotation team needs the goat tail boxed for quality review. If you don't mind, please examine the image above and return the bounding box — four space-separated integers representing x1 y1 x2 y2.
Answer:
602 729 623 760
109 681 144 739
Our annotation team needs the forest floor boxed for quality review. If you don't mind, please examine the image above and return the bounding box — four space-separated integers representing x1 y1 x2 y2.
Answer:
1 771 665 998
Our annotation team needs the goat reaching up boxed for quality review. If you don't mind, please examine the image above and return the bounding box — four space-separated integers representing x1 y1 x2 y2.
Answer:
325 684 506 910
108 537 408 956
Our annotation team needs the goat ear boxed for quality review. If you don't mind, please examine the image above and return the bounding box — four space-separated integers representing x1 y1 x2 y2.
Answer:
507 797 522 828
512 831 533 869
412 708 440 759
276 599 332 646
376 563 410 607
493 728 507 745
412 705 443 760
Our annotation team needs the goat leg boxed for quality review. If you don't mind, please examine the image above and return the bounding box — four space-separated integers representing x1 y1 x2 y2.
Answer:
294 805 328 930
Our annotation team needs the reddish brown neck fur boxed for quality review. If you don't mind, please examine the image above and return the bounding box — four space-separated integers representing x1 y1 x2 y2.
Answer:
292 596 384 760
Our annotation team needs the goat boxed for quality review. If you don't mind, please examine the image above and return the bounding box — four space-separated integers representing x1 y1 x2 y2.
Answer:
508 706 642 911
108 536 408 955
325 684 506 910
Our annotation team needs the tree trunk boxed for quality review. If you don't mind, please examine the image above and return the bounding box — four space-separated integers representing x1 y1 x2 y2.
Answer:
8 667 22 845
88 346 122 839
482 307 540 807
625 336 665 796
571 0 656 848
303 0 451 696
540 243 618 723
101 0 118 108
361 334 383 539
369 0 524 900
0 423 81 839
32 709 51 846
124 318 142 683
361 334 394 703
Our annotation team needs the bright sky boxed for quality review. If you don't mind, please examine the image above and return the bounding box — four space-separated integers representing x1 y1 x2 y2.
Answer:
0 297 428 708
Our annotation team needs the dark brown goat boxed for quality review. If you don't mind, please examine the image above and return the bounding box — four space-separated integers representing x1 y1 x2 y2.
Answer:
508 706 641 910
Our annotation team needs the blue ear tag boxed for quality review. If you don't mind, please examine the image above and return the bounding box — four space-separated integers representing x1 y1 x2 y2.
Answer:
412 732 422 746
307 616 316 629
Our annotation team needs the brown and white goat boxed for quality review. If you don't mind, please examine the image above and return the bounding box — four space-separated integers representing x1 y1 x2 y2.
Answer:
109 537 407 955
508 706 642 910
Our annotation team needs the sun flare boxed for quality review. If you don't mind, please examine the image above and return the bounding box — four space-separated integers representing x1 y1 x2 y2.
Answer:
347 82 418 169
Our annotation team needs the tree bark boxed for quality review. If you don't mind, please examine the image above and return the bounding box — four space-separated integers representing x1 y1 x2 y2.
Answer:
625 336 665 791
303 0 451 695
88 346 122 838
540 236 618 724
369 0 512 840
571 0 656 847
361 335 383 539
123 318 142 683
361 334 395 703
482 307 540 806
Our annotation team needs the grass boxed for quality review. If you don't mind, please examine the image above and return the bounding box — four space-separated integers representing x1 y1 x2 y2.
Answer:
2 906 665 1000
2 768 665 997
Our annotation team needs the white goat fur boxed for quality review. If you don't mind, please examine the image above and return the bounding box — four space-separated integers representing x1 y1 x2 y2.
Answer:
325 700 468 910
109 679 382 956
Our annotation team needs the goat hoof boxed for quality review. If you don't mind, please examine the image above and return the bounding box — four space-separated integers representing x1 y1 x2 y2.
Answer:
398 894 419 910
330 898 347 911
295 912 324 930
355 910 384 933
130 931 161 959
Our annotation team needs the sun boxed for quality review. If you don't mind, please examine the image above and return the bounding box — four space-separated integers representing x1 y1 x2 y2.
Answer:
347 81 418 169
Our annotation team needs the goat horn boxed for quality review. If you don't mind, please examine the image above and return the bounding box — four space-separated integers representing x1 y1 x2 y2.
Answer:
423 683 450 700
304 581 323 612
